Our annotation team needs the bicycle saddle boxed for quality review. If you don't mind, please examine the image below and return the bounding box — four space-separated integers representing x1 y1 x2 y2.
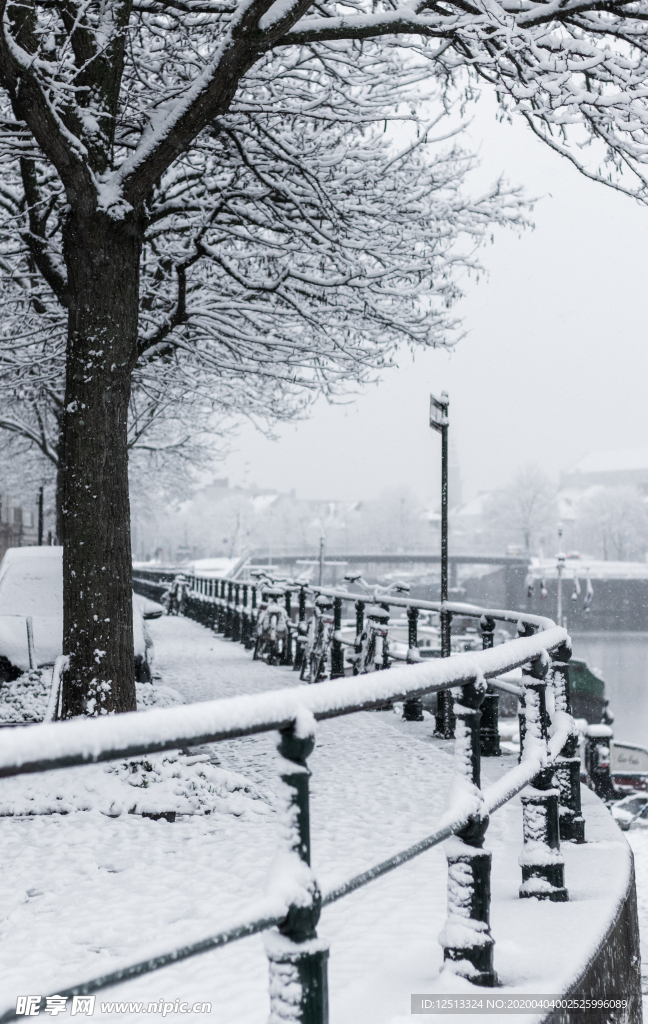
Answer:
314 594 334 609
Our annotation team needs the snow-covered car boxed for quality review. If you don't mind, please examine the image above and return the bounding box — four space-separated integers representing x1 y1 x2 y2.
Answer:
610 793 648 830
0 546 157 682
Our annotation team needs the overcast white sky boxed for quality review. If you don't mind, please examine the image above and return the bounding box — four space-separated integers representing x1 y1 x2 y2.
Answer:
221 92 648 507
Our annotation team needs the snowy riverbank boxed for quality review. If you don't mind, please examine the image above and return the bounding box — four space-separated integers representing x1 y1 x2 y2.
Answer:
0 616 637 1023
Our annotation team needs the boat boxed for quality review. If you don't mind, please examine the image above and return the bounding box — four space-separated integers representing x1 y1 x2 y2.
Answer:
568 658 613 725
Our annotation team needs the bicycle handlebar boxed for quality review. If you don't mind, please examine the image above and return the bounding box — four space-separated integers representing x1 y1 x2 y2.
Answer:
345 576 410 599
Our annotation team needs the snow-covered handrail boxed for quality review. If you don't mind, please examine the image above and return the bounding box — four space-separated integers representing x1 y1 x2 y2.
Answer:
0 691 574 1024
178 569 557 629
0 626 567 779
489 675 524 698
282 585 558 632
169 571 562 680
0 600 584 1024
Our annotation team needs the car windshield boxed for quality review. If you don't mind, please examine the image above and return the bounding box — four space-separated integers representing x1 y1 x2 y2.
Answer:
0 550 62 617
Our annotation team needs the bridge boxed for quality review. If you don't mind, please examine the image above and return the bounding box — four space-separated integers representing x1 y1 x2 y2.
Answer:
259 552 529 566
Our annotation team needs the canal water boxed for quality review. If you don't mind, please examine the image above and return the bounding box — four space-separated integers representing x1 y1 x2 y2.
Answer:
570 633 648 748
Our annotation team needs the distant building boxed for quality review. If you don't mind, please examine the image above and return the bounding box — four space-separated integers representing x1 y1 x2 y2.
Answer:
451 494 490 551
0 495 38 560
561 449 648 493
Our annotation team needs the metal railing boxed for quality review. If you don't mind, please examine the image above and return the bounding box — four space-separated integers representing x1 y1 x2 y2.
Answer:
144 570 554 737
0 574 585 1023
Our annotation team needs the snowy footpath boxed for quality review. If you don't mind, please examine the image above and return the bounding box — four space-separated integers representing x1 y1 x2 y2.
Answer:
0 617 637 1023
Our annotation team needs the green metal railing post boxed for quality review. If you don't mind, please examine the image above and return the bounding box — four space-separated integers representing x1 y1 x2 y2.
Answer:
440 678 497 987
198 577 204 621
232 584 241 642
552 650 585 843
434 613 455 739
294 587 307 672
516 622 535 761
266 722 328 1024
330 597 345 679
217 581 227 634
403 606 423 721
206 578 215 630
282 590 294 666
479 616 500 756
225 582 233 638
241 585 252 648
519 653 568 902
250 584 258 643
352 600 365 676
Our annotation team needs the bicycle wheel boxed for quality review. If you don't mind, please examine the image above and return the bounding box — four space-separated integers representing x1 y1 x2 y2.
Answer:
300 626 314 680
308 643 327 683
361 634 377 674
253 635 265 661
300 649 309 681
301 620 318 680
381 635 390 670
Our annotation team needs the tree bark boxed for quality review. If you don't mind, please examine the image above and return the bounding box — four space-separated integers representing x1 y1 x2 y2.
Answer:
60 207 142 717
55 430 65 545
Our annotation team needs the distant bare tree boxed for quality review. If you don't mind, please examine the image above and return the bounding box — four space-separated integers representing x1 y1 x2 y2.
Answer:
336 488 427 554
485 466 557 554
579 487 648 561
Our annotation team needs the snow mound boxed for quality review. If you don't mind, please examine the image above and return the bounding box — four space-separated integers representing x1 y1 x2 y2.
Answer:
0 754 272 819
0 671 185 724
0 670 50 723
134 681 185 710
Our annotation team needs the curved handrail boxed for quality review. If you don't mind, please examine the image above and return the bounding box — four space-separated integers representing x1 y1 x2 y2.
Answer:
287 583 557 631
0 580 581 1023
0 613 572 1019
180 571 557 633
0 624 566 779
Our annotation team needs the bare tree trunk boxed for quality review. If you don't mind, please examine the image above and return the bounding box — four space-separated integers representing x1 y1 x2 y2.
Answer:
60 207 142 717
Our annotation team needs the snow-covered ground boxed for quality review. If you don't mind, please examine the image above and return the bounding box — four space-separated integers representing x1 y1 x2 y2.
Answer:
0 617 637 1023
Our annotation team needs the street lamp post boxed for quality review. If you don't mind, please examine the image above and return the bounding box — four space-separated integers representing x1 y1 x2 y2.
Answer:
430 392 453 738
556 525 566 629
318 535 325 586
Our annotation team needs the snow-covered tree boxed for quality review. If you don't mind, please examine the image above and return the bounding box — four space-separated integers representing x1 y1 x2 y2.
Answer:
0 0 646 715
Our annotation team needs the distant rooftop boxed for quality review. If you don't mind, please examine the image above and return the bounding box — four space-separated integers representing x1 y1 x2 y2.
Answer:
561 448 648 491
567 448 648 474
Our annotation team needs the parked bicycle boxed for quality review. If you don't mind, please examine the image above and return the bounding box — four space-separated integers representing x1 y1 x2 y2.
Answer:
300 592 336 684
251 575 292 665
161 573 188 616
343 574 410 674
